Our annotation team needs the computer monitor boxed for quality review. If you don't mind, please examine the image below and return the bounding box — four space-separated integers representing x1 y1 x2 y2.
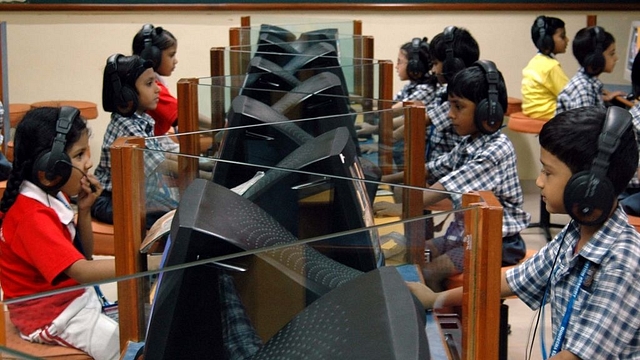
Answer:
624 21 640 82
142 178 366 360
213 72 357 189
240 126 383 272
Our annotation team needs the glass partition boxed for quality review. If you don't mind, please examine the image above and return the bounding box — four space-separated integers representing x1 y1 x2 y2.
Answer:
0 106 502 360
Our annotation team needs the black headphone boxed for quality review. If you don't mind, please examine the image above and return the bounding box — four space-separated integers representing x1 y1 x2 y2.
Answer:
407 37 427 81
105 53 138 117
473 60 504 134
32 106 80 192
583 26 606 75
442 26 465 82
140 23 162 69
534 16 554 54
563 106 631 226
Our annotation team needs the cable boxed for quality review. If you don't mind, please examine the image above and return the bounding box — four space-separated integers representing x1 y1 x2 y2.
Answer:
526 223 569 360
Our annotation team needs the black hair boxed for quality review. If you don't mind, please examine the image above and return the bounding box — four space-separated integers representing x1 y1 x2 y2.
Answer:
0 107 88 217
447 63 508 112
429 27 480 67
632 51 640 99
132 24 177 71
102 54 153 116
539 106 637 196
531 16 565 55
400 38 438 86
572 26 615 76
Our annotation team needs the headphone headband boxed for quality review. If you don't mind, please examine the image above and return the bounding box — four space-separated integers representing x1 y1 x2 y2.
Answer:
473 60 504 134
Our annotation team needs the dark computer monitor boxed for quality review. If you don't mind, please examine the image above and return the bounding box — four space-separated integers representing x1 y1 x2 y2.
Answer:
240 126 383 272
213 71 357 189
142 177 366 359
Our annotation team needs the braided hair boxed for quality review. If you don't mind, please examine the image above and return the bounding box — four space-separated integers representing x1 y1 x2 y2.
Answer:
0 107 88 221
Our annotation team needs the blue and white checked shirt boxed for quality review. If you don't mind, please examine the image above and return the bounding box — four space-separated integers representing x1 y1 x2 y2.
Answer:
507 207 640 358
426 85 463 163
555 67 605 116
629 103 640 189
427 131 530 237
394 82 437 106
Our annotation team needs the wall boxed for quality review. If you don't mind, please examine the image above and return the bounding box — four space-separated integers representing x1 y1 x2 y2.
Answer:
0 10 637 180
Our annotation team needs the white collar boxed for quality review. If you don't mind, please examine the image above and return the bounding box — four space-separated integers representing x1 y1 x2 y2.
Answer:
20 181 75 227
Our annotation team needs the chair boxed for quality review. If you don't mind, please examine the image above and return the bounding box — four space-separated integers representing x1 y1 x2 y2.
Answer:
91 219 115 256
507 111 563 241
30 101 98 120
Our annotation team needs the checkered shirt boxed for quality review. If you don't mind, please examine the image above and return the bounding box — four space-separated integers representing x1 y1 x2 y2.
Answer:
555 67 605 115
394 82 437 106
507 207 640 358
427 132 530 237
426 85 462 163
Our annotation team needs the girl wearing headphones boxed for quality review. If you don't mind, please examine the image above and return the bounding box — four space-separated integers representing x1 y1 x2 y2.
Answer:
521 16 570 120
132 23 179 136
0 107 119 359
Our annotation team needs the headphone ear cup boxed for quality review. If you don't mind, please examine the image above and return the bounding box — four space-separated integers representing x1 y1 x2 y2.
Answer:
141 45 162 69
563 170 615 226
442 57 465 82
407 58 426 81
584 52 605 75
539 35 555 54
116 84 139 117
32 150 72 192
474 98 504 134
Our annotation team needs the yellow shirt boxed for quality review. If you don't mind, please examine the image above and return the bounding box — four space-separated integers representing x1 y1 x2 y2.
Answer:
521 53 569 120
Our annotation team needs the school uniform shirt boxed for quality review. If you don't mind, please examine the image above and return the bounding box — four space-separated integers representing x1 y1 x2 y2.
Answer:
94 112 177 211
426 85 463 164
147 76 178 136
506 207 640 358
629 103 640 189
394 82 437 106
555 67 605 116
521 53 569 120
427 131 530 238
0 181 85 335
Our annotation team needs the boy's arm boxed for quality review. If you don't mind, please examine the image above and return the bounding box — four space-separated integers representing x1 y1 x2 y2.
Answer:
75 173 103 258
549 351 580 360
407 267 516 310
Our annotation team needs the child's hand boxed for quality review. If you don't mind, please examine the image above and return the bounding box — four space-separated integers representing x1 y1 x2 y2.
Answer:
406 281 438 310
76 174 102 211
373 201 403 217
602 89 626 103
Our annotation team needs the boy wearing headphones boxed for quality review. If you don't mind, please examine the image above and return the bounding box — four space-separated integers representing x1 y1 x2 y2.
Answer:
376 61 530 291
619 51 640 215
555 26 625 115
521 15 570 120
409 106 640 358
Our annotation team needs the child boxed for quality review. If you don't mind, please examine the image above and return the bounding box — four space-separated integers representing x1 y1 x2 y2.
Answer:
409 106 640 358
358 37 438 165
132 23 179 136
92 54 186 229
620 51 640 215
0 106 119 360
555 25 625 115
375 61 530 291
521 15 570 120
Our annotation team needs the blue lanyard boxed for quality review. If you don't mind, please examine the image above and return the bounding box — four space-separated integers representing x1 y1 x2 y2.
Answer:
542 260 591 359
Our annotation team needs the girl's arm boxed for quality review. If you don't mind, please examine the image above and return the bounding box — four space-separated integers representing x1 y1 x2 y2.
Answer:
75 173 102 258
65 258 116 284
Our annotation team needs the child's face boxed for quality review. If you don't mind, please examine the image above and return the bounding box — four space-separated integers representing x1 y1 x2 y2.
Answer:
136 68 160 113
157 44 178 77
60 131 92 197
552 27 569 55
602 42 618 73
536 148 573 215
432 59 446 84
447 94 478 137
396 50 409 81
